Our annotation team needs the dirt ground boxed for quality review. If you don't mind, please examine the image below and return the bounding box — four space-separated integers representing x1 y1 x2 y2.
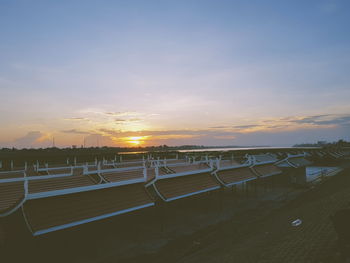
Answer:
122 169 350 263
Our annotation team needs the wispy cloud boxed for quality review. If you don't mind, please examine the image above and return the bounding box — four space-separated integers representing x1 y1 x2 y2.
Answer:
61 129 93 135
63 117 89 121
289 114 350 126
207 114 350 137
209 126 231 129
232 124 261 129
95 128 238 145
114 118 127 123
105 111 140 117
10 113 349 148
114 118 142 123
77 113 350 146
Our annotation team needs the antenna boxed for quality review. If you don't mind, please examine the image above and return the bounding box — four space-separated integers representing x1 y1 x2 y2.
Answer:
52 137 55 147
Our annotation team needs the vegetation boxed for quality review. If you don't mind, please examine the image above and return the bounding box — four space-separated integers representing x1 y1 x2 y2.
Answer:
294 139 350 148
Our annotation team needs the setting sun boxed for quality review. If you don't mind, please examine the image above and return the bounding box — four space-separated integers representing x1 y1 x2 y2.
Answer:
126 136 148 146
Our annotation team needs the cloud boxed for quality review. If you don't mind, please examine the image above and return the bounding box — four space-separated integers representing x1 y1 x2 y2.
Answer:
95 113 350 146
129 118 142 122
96 128 239 146
232 124 261 129
9 113 350 148
289 114 350 126
114 118 127 123
114 118 142 123
13 131 52 148
63 117 89 121
214 114 350 134
105 111 140 117
98 128 219 137
61 129 92 135
209 126 231 129
213 135 236 140
67 109 147 128
83 133 116 147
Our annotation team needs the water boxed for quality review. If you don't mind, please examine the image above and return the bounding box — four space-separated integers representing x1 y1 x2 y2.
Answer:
178 146 320 153
117 146 320 154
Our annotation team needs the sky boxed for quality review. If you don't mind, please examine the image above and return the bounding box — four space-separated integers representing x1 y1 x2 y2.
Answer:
0 0 350 148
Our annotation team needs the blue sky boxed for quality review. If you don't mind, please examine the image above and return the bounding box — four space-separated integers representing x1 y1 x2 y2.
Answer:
0 0 350 148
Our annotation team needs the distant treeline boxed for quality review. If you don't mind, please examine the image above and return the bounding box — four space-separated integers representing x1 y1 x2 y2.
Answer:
0 144 272 167
294 139 350 148
0 144 253 157
0 145 208 165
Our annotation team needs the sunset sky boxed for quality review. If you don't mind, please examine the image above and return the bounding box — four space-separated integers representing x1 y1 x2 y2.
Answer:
1 0 350 148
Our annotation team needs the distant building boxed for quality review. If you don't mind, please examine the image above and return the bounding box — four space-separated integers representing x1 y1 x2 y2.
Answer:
317 141 327 146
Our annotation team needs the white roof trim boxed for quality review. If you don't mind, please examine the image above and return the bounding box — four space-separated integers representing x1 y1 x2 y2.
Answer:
156 168 213 180
29 202 155 236
164 185 220 202
84 166 144 176
27 177 146 200
216 163 250 172
224 176 257 187
0 173 72 184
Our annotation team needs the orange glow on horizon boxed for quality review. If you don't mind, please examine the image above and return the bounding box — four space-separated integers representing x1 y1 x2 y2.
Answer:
126 136 148 146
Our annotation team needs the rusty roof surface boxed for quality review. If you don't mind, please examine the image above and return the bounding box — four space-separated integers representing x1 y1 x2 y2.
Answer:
219 160 242 167
28 175 95 194
253 164 282 177
101 164 116 170
0 171 24 180
116 162 143 168
154 172 219 201
102 169 144 183
167 163 211 174
0 182 24 213
216 167 256 185
23 184 154 234
288 157 312 167
47 168 72 175
165 159 188 165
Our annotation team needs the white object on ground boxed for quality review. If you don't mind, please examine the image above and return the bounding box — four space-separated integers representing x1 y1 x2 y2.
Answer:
291 219 302 226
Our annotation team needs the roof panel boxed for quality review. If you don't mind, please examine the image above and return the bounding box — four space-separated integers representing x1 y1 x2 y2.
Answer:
253 154 278 163
219 160 241 168
0 171 25 180
23 184 154 235
154 172 219 201
0 182 24 214
165 159 188 165
289 157 312 167
167 163 210 174
216 167 256 186
28 175 95 194
116 162 143 168
253 164 282 177
102 169 144 183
